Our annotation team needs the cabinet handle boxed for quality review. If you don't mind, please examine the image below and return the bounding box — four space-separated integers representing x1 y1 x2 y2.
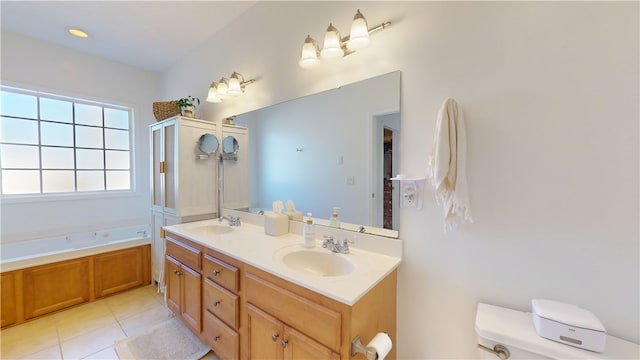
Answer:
271 333 279 342
213 335 220 342
213 300 221 307
174 270 183 276
213 269 221 276
281 339 288 348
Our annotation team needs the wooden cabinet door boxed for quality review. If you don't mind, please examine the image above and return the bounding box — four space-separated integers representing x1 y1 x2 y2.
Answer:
247 304 283 360
283 326 339 360
23 259 90 319
165 256 181 316
1 272 17 327
94 246 149 298
181 264 202 334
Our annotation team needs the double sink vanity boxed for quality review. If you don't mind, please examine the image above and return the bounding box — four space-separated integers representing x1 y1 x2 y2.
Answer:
163 211 401 360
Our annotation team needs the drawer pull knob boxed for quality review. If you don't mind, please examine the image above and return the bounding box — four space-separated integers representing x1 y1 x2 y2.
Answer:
271 333 279 342
213 270 221 276
214 335 220 342
281 339 288 348
213 300 221 307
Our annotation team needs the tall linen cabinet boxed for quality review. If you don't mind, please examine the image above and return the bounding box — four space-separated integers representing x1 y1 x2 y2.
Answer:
150 116 218 285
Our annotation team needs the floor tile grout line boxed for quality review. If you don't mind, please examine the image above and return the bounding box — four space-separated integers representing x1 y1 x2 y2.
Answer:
3 285 163 360
56 319 64 360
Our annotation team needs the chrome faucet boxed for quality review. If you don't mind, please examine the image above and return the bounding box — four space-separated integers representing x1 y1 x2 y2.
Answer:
218 215 241 227
322 235 352 254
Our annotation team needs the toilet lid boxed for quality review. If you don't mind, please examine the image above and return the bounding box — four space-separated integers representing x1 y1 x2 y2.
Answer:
475 303 639 359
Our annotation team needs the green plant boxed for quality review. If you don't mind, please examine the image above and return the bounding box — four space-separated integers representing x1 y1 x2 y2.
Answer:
176 96 200 109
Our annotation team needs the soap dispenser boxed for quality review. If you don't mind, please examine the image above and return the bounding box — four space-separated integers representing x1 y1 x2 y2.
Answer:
329 207 341 228
303 212 315 248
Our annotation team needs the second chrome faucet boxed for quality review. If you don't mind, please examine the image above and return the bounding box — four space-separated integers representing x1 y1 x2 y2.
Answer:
321 235 352 254
219 215 241 227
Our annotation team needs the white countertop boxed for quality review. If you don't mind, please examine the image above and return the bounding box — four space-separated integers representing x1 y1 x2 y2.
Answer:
164 219 402 306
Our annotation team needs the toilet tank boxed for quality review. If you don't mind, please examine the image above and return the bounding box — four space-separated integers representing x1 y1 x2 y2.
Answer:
475 303 640 359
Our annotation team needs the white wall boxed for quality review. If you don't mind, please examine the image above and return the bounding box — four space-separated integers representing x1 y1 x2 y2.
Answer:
0 31 160 242
162 2 639 358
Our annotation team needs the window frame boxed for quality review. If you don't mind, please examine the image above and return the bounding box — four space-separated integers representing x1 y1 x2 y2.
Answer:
0 85 136 202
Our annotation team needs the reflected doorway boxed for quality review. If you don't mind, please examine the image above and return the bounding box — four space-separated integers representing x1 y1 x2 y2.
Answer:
371 112 400 230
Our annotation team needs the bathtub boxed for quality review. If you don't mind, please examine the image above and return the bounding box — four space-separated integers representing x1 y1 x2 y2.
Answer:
0 224 152 272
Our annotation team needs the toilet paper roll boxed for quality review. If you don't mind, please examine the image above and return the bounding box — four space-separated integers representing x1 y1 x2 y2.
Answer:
367 332 392 360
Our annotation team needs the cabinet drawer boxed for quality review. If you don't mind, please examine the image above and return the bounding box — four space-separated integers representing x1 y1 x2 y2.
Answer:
166 237 201 270
245 273 341 352
203 310 239 360
203 254 238 292
203 278 238 329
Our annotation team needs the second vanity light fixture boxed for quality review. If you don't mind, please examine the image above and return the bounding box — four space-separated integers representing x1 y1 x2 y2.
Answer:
298 9 391 69
206 72 256 103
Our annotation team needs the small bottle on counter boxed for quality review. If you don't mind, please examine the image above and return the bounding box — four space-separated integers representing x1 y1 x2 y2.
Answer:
329 207 341 228
303 212 315 248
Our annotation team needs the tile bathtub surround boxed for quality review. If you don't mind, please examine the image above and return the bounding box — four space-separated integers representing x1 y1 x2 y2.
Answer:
0 285 219 360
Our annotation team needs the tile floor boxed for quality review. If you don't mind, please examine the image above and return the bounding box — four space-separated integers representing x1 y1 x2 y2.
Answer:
0 284 217 360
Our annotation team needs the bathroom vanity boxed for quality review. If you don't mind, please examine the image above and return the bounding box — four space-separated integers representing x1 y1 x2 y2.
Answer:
163 218 400 360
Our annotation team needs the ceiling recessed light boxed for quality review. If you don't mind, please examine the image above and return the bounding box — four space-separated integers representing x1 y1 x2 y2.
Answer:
67 27 89 38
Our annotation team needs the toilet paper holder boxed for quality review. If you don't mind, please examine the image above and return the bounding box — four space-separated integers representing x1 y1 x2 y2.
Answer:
351 336 378 360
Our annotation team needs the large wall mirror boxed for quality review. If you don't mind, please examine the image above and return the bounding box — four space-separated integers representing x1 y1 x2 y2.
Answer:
225 71 401 238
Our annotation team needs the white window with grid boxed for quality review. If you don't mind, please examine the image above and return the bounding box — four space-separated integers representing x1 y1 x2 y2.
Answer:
0 86 133 196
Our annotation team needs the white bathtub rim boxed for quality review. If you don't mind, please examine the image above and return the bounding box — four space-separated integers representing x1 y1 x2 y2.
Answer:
0 238 151 273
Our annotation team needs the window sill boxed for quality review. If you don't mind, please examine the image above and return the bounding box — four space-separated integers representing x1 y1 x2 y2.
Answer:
1 190 139 205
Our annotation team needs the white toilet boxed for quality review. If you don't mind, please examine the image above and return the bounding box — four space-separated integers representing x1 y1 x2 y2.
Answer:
475 303 640 359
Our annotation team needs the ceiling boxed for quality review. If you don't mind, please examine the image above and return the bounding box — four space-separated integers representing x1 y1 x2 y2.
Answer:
0 1 257 73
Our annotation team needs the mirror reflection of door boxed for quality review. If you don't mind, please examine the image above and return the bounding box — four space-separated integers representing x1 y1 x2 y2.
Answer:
372 112 400 230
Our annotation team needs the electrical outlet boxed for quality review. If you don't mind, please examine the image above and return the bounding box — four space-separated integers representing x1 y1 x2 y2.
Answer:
346 176 355 185
400 183 416 208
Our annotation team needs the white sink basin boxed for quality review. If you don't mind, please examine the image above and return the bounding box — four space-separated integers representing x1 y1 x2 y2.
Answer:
189 224 234 235
275 247 355 277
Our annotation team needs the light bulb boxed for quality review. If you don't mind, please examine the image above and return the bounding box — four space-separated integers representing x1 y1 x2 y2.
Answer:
347 9 371 51
206 83 222 103
228 73 243 96
320 23 344 59
216 78 229 99
298 35 320 69
67 27 89 38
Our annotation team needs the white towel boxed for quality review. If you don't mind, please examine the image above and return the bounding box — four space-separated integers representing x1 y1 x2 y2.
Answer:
427 98 473 231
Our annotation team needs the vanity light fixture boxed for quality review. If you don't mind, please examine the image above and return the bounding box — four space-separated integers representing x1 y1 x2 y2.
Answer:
320 23 344 59
298 9 391 69
206 82 222 103
347 10 371 50
206 72 256 103
216 78 230 99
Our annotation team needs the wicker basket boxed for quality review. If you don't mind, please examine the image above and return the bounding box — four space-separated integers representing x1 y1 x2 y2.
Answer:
152 101 180 121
